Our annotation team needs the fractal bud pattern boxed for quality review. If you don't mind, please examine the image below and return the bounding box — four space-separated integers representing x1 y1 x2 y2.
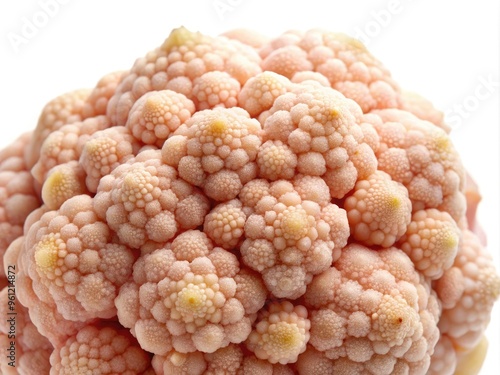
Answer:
0 27 499 375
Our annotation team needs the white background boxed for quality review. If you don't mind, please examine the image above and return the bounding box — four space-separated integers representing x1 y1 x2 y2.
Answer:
0 0 498 373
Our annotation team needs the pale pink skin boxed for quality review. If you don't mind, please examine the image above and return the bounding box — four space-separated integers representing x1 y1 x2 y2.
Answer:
106 27 262 126
400 90 449 133
79 126 141 193
257 80 379 199
82 71 127 119
114 232 265 357
301 244 440 373
259 29 402 113
26 89 90 169
126 90 195 147
32 115 111 185
49 323 152 374
371 108 466 224
0 132 41 279
163 107 262 201
1 239 52 375
20 195 136 323
435 230 500 350
0 26 499 373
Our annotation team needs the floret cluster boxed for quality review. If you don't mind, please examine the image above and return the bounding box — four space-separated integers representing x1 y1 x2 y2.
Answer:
1 27 499 375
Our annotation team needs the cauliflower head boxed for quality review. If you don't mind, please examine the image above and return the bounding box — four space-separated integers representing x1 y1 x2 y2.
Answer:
1 26 499 375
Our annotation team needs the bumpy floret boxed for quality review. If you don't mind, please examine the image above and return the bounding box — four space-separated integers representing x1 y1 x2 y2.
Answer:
126 90 195 147
246 301 310 364
372 109 466 223
80 126 141 192
94 149 209 249
398 209 460 279
27 89 90 168
32 115 111 185
3 26 500 374
163 107 262 201
107 26 261 125
345 171 412 247
435 230 500 350
259 29 401 112
242 180 345 298
303 244 440 374
12 234 89 348
400 91 449 132
41 161 88 210
204 199 246 249
0 280 52 375
192 71 241 110
50 324 151 374
0 133 41 280
259 81 378 198
238 71 291 117
115 238 262 356
82 71 127 119
20 195 135 322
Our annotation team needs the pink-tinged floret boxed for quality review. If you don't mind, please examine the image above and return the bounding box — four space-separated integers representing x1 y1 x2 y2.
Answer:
94 149 209 249
303 244 440 374
428 334 457 375
435 230 500 350
163 107 262 201
0 279 52 375
241 180 345 299
41 161 88 210
0 133 41 279
115 236 263 356
126 90 195 147
398 209 460 279
20 195 135 322
246 301 310 364
238 71 292 117
345 171 412 248
259 82 378 198
27 89 90 169
371 109 466 223
32 115 111 185
82 71 127 119
50 323 152 374
192 71 241 110
80 126 141 193
11 234 88 348
204 199 246 249
259 30 401 112
400 91 449 133
106 26 261 126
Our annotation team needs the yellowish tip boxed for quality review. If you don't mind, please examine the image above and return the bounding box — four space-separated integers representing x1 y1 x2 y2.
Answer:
208 119 228 135
271 324 302 350
442 233 459 250
176 287 205 314
386 196 402 210
34 238 59 274
162 26 200 51
281 211 308 239
454 336 489 375
328 108 340 119
143 95 163 119
435 135 452 152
